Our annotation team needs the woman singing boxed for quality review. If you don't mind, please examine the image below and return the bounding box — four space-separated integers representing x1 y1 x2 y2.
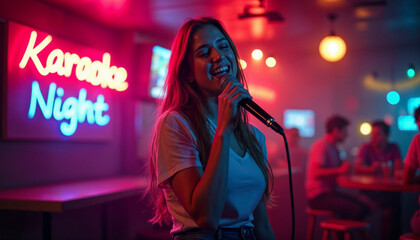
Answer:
148 17 275 240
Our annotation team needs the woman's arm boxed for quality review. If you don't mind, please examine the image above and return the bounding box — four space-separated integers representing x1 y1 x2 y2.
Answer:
169 81 252 231
253 199 276 240
169 129 232 231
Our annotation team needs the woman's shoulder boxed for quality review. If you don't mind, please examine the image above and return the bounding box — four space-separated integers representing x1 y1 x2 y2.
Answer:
156 110 189 125
156 110 193 134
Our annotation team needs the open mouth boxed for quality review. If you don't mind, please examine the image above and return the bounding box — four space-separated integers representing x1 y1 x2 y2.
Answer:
210 65 230 77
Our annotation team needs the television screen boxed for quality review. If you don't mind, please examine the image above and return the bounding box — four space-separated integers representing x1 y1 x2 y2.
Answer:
283 109 315 137
408 97 420 115
149 46 171 99
398 115 418 131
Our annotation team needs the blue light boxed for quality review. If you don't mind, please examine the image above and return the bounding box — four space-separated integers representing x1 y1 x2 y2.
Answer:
407 68 415 78
398 116 417 131
28 81 110 136
386 91 400 105
408 97 420 115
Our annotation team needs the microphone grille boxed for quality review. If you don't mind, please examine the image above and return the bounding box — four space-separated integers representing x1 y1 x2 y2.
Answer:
220 75 236 91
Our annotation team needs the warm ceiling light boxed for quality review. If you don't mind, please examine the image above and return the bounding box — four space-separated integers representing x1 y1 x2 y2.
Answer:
240 59 247 69
319 14 347 62
252 49 263 60
265 57 276 67
360 123 372 135
319 36 347 62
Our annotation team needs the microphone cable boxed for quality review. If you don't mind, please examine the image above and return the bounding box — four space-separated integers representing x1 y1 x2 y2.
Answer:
280 132 295 240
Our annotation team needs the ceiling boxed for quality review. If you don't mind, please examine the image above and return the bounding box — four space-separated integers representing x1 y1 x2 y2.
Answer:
41 0 420 51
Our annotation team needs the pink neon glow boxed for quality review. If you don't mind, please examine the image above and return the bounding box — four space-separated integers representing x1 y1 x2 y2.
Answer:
248 84 276 102
6 21 118 140
18 30 128 92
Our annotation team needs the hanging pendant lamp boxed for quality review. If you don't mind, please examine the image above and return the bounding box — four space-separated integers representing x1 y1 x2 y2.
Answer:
319 14 347 62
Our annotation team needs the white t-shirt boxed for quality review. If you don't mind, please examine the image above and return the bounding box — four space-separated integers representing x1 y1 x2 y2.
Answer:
154 111 267 234
405 133 420 170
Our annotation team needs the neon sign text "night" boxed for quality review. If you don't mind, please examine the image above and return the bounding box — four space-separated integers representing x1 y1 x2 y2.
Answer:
28 81 110 136
19 31 128 91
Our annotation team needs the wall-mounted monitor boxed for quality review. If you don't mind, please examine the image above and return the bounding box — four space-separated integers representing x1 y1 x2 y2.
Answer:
149 46 170 99
398 115 418 131
135 44 170 101
283 109 315 137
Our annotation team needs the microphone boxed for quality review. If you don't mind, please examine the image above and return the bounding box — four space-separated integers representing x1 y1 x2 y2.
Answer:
220 76 285 135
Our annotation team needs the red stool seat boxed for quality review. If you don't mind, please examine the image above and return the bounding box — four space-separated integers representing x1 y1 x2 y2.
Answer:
400 233 420 240
320 219 370 232
306 208 335 240
320 219 370 240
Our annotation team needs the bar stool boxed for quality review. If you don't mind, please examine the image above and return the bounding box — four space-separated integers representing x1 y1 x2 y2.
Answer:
400 233 420 240
306 208 335 240
320 219 370 240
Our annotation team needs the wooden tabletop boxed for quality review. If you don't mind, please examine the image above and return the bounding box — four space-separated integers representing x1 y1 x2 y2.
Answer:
0 176 148 212
338 175 420 192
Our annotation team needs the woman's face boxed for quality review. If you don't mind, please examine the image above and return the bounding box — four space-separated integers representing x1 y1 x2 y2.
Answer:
189 24 238 98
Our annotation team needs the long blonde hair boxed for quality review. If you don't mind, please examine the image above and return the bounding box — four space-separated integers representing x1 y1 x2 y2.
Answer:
147 17 273 225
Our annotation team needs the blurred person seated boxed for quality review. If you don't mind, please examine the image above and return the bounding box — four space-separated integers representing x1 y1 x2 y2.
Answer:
402 106 420 236
355 120 402 176
354 120 403 240
270 127 308 170
403 106 420 184
305 115 370 220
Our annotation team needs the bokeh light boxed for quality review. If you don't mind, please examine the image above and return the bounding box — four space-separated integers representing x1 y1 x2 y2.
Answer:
384 114 394 125
407 66 415 78
252 49 263 60
360 122 372 135
319 35 347 62
265 57 276 68
386 91 400 105
240 59 247 69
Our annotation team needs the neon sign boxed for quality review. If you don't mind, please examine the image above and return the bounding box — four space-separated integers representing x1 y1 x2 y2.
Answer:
19 31 128 91
28 81 110 136
4 21 121 140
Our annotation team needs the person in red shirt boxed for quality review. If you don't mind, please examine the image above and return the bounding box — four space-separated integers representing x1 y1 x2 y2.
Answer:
403 106 420 236
305 115 370 220
354 120 403 240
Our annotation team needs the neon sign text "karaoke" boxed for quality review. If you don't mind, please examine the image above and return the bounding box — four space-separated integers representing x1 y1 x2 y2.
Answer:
28 81 110 136
19 31 128 91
